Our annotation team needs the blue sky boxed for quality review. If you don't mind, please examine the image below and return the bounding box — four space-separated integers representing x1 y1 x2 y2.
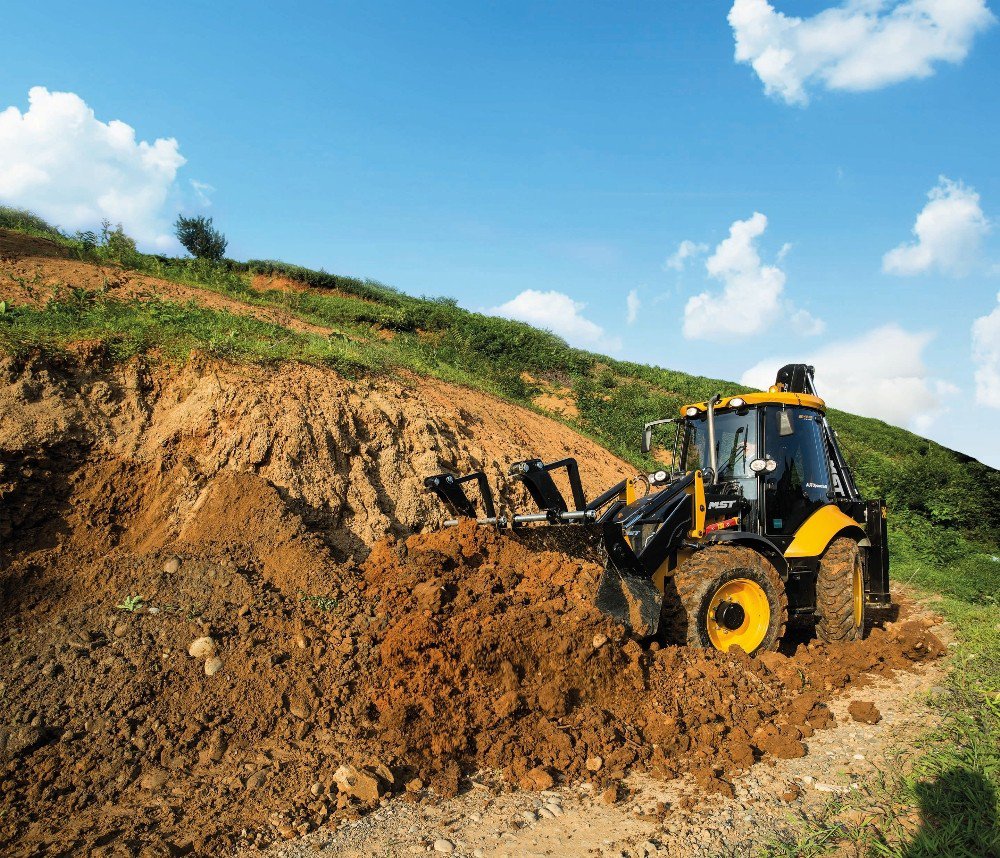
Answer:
2 1 999 466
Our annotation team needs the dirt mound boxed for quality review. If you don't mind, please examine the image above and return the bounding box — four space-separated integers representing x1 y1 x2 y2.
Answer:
0 519 943 857
1 353 630 571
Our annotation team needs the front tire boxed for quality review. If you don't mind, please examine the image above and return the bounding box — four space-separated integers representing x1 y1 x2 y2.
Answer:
671 546 788 655
815 537 866 642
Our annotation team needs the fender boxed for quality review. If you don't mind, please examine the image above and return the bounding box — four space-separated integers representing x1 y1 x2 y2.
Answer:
784 504 867 560
706 532 789 578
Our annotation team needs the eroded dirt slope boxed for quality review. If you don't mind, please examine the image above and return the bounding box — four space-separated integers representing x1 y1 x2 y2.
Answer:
1 351 630 585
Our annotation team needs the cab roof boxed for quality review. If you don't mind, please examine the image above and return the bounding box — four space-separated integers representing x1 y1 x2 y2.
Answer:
679 390 826 417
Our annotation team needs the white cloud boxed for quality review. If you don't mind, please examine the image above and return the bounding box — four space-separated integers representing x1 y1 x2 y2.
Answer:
0 87 187 249
190 179 215 207
729 0 996 106
789 308 826 336
741 324 958 431
973 291 1000 407
666 239 709 271
683 212 821 340
489 289 622 352
626 289 641 324
882 177 990 276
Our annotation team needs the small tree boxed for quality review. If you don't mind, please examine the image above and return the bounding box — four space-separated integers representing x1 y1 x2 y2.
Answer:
174 215 227 261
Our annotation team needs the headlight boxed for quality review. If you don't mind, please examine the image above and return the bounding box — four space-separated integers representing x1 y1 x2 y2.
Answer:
685 406 699 417
654 469 668 482
729 397 745 408
765 459 777 472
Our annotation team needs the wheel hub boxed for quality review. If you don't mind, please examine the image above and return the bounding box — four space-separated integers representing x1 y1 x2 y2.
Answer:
714 600 746 631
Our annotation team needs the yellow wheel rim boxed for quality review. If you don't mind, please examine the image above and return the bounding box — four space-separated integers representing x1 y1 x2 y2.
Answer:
853 561 864 629
706 578 771 653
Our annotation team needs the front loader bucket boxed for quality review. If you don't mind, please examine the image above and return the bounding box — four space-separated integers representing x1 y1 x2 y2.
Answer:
595 560 662 638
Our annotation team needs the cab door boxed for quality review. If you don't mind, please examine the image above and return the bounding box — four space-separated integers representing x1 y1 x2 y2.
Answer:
762 406 833 538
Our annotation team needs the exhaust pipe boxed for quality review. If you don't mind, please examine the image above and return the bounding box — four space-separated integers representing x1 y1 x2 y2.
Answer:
706 393 721 485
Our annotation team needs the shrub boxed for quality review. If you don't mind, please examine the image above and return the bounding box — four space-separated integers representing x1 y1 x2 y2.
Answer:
175 215 228 261
98 221 141 268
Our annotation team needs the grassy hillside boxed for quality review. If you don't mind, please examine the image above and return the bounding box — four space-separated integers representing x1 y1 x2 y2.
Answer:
2 207 998 854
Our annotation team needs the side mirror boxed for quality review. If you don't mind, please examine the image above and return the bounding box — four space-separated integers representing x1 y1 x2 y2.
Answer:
641 425 652 454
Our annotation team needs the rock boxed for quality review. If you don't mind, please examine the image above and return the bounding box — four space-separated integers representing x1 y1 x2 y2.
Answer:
585 755 604 772
592 633 608 649
544 802 563 817
601 783 621 805
188 637 216 658
405 777 424 793
522 766 555 790
163 557 181 574
537 806 555 819
433 839 455 854
780 783 801 802
310 781 323 797
520 810 537 823
332 764 384 804
367 759 395 784
140 768 169 790
847 701 882 724
204 657 223 676
814 782 849 794
246 772 266 789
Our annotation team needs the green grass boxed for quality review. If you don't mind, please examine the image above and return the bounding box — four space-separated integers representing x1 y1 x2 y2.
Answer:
0 289 381 374
0 206 67 241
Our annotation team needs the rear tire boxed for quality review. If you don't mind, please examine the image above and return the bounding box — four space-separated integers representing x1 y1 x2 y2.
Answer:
670 545 788 655
815 537 866 642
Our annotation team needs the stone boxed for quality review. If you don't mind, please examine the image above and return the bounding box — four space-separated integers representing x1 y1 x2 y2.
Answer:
310 781 323 797
332 764 383 804
780 783 801 802
405 777 424 792
188 637 215 658
204 657 223 676
433 839 455 854
592 633 608 649
585 755 603 772
601 783 621 805
163 557 181 574
537 806 555 820
544 802 563 817
522 766 555 790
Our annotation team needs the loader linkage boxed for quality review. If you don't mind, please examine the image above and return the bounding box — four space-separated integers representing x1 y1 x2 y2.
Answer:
424 456 626 529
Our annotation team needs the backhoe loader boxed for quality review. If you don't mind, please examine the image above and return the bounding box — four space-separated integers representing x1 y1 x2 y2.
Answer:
424 364 890 655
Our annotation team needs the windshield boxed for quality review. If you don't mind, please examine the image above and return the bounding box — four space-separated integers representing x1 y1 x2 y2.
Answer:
683 410 758 481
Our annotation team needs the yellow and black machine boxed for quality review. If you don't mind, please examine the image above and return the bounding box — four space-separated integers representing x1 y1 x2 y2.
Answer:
425 364 890 654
